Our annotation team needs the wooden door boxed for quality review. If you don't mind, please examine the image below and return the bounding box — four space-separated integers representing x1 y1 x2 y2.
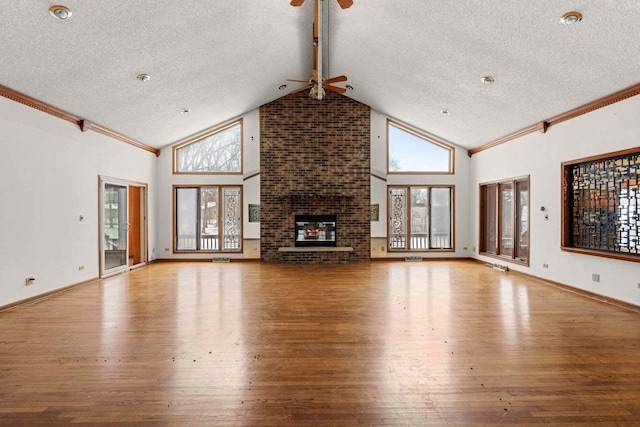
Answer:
128 186 141 265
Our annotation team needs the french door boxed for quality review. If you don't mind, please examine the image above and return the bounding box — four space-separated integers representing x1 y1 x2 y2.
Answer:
100 177 148 277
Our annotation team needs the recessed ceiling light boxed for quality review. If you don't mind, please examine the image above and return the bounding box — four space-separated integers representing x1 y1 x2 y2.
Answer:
560 11 582 25
481 76 495 85
278 84 287 90
181 108 191 114
137 74 151 82
440 109 450 116
345 85 354 91
49 5 72 20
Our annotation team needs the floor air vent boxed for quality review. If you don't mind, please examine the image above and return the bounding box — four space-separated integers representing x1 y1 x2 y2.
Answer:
212 257 231 263
485 262 508 272
404 256 423 262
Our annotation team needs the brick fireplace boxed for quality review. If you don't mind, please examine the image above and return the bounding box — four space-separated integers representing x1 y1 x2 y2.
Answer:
260 91 371 263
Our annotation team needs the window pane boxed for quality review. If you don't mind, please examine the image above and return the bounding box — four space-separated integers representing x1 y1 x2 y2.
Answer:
410 188 429 249
430 187 451 249
500 183 514 257
176 122 241 173
515 180 529 261
483 185 498 253
176 188 198 250
388 122 452 173
200 187 219 250
389 187 408 249
221 187 242 251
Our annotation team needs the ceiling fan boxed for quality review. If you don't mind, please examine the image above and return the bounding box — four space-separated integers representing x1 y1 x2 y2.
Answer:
287 0 350 99
290 0 353 10
287 70 348 97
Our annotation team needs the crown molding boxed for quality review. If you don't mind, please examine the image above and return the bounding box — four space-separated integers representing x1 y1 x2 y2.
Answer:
468 82 640 157
0 85 160 157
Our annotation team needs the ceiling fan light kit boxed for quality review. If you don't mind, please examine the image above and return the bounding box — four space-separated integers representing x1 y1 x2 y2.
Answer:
560 11 582 25
49 5 72 20
290 0 353 10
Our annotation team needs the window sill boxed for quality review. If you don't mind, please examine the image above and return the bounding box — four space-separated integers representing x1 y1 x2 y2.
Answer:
561 247 640 263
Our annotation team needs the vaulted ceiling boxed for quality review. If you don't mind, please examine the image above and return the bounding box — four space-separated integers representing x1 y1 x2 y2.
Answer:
1 1 639 150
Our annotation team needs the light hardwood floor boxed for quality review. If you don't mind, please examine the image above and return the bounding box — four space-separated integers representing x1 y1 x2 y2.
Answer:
1 260 639 426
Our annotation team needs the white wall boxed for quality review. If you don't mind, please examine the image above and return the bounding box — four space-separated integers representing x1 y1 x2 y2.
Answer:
370 110 472 258
470 95 640 306
0 97 157 307
3 88 635 306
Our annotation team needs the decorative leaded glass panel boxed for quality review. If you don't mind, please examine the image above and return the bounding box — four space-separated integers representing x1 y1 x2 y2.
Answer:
570 153 640 255
389 188 407 249
569 153 640 255
222 187 242 251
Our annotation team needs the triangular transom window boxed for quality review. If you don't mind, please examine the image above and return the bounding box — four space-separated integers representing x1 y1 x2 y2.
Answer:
173 120 242 174
387 120 453 173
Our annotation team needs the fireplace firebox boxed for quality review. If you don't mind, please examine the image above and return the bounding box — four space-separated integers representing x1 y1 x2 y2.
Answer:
295 215 337 247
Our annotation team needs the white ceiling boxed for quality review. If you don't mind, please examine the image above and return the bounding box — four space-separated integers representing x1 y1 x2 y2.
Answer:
1 1 639 150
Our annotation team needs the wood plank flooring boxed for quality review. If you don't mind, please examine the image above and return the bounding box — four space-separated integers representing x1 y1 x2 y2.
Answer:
0 260 639 426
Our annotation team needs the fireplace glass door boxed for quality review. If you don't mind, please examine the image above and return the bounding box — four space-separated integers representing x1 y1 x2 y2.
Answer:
295 215 337 247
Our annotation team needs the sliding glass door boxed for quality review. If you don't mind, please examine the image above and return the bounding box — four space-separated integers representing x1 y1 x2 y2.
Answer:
99 177 148 277
101 180 129 276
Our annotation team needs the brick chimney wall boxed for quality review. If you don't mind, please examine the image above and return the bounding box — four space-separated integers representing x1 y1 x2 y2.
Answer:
260 91 371 263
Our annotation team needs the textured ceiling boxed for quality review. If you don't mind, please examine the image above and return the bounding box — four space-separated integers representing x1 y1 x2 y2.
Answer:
1 1 639 150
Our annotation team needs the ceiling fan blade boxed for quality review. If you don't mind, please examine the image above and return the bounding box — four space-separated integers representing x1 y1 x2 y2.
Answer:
336 0 353 9
311 69 318 82
290 0 305 6
290 85 312 94
286 79 309 83
324 84 347 94
324 75 347 84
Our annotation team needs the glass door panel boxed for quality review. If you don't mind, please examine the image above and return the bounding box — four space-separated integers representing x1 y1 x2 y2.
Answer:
176 188 198 250
102 182 128 275
516 180 529 262
410 188 429 250
430 187 452 249
500 183 514 257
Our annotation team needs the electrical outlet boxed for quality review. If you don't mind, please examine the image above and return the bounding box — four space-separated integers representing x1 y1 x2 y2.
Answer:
543 263 549 268
473 247 476 252
164 248 170 252
637 283 640 289
78 265 85 271
25 277 35 286
592 273 600 283
463 246 468 250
